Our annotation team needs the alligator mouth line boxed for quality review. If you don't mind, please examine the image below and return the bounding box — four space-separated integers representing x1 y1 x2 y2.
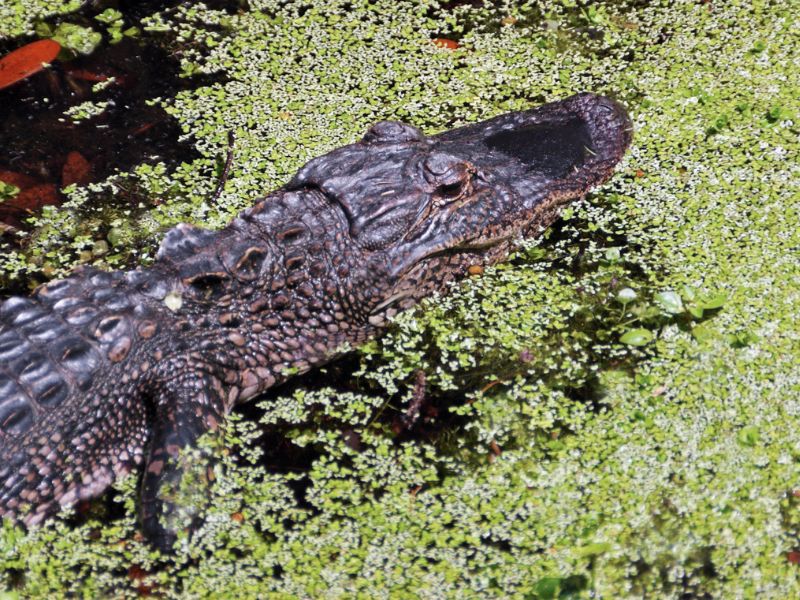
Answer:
389 233 514 280
372 233 515 316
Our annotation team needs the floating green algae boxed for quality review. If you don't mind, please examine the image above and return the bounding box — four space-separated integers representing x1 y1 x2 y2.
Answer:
1 0 799 597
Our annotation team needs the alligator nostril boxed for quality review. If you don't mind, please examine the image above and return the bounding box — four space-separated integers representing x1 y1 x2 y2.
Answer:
594 97 627 121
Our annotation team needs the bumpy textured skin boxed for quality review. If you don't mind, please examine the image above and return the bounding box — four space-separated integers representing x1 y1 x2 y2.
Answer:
0 93 631 545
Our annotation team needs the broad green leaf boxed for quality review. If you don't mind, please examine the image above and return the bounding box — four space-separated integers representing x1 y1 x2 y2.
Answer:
698 293 727 310
576 542 612 557
688 306 704 319
620 328 654 346
655 291 684 314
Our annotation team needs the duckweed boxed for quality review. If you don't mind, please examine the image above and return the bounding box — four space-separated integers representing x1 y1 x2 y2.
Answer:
1 0 798 597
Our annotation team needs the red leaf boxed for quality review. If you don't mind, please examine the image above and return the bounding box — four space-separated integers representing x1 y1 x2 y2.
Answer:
62 151 92 187
0 170 38 191
131 121 156 136
788 551 800 565
63 68 108 82
0 39 61 90
127 565 154 595
432 38 459 50
2 183 58 212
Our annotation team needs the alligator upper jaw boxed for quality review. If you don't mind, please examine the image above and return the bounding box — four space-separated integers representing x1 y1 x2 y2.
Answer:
431 92 632 207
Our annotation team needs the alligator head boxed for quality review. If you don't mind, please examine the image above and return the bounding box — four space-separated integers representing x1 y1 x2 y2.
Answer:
288 92 632 324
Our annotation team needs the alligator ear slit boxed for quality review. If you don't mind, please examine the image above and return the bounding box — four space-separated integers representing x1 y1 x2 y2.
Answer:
436 181 463 198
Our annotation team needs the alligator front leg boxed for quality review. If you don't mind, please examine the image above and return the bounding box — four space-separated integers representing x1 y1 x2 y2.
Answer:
139 368 226 551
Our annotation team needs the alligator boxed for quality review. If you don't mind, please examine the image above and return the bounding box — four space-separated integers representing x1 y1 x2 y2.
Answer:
0 92 631 547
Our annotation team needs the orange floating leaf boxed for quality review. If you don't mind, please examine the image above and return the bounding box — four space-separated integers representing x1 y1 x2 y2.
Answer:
432 38 459 50
0 39 61 90
61 151 92 187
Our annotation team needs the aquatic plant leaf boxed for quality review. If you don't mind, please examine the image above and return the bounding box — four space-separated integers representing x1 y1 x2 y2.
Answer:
620 328 654 346
654 290 684 314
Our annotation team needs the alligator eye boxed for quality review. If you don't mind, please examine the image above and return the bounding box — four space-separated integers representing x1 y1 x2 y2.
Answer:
424 153 476 203
433 168 477 205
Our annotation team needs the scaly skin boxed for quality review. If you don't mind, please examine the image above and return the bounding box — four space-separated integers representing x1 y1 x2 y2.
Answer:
0 93 631 547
